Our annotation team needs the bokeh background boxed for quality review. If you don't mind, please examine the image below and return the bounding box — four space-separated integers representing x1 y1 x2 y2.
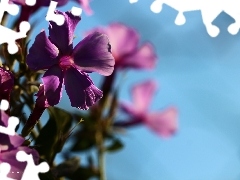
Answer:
28 0 240 179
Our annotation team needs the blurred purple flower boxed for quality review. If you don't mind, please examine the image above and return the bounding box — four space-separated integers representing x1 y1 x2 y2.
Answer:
27 11 114 110
0 111 39 179
0 67 14 102
87 23 157 69
118 80 178 138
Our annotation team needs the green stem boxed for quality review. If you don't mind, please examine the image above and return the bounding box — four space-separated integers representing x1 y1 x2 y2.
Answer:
96 122 106 180
93 71 116 180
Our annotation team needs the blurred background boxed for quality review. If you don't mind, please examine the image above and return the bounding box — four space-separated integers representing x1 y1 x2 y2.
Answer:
29 0 240 179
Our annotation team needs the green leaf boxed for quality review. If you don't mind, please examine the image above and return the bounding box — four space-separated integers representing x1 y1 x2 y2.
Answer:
106 138 123 152
35 107 72 164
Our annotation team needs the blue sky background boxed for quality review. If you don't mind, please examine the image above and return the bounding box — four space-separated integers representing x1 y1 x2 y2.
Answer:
28 0 240 179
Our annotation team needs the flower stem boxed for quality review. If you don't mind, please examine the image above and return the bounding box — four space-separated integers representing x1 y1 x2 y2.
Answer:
94 70 116 180
96 126 106 180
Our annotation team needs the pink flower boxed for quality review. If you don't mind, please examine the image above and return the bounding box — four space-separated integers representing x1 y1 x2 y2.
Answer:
117 80 178 138
87 23 157 70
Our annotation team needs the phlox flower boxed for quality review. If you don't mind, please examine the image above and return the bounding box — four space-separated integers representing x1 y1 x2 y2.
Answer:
118 80 178 138
0 111 39 179
87 23 157 70
27 11 115 110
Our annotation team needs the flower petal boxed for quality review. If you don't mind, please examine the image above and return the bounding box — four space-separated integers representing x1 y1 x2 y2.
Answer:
73 32 115 76
64 67 103 110
49 11 81 54
42 65 63 106
119 43 157 69
119 101 144 118
145 107 178 138
104 23 139 59
131 80 157 112
27 30 59 71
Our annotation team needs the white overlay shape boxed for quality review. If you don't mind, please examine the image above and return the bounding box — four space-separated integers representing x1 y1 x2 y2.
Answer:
0 100 49 180
131 0 240 37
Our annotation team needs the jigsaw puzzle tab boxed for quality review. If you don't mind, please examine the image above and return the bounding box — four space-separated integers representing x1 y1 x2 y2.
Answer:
16 151 49 180
46 0 82 25
150 0 240 37
0 100 19 136
0 21 30 54
0 0 19 22
0 163 16 180
0 0 31 54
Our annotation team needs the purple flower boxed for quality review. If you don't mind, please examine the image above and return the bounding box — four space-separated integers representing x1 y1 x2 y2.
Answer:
0 67 14 102
0 111 39 179
27 11 114 110
118 80 178 138
87 23 157 69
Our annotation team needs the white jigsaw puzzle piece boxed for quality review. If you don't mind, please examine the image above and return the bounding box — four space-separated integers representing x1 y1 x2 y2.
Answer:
25 0 36 6
0 0 19 22
0 0 31 54
16 151 49 180
0 100 19 136
0 116 19 136
0 163 16 180
129 0 138 4
0 21 30 54
0 100 49 180
150 0 240 37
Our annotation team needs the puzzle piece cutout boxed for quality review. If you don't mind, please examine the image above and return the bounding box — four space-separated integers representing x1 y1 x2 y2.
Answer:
0 100 19 136
0 163 16 180
129 0 138 4
0 0 33 54
0 99 50 180
129 0 240 37
46 0 82 25
0 21 31 54
16 151 49 180
0 0 19 22
25 0 36 6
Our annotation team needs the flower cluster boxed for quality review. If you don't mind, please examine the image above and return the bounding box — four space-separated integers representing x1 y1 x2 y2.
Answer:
0 1 178 178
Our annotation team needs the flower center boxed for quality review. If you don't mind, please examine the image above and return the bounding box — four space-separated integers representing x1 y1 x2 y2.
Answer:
59 56 74 70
